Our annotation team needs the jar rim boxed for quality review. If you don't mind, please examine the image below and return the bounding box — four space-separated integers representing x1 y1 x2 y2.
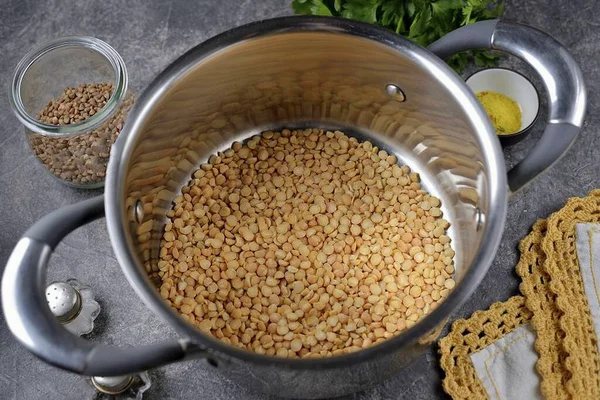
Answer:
8 36 128 137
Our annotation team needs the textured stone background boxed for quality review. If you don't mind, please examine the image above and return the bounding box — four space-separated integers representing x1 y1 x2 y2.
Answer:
0 0 598 398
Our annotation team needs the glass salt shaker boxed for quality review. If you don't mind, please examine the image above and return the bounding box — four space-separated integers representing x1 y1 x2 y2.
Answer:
87 372 152 400
8 36 134 189
45 279 101 336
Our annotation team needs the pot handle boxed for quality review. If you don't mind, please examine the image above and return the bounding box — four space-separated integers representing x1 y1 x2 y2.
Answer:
2 196 192 376
428 20 586 193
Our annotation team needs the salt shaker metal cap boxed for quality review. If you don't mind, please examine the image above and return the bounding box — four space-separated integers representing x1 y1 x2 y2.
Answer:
91 375 134 394
45 279 100 336
46 281 82 323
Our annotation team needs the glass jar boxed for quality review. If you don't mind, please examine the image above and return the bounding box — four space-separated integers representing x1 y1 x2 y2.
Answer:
9 36 134 189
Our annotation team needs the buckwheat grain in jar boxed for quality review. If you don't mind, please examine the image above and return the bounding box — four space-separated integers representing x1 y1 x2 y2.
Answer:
9 36 134 188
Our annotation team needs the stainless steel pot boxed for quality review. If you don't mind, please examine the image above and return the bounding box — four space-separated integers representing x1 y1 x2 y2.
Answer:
3 17 585 398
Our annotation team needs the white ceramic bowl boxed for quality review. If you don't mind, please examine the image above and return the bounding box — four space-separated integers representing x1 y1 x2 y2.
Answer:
466 68 540 144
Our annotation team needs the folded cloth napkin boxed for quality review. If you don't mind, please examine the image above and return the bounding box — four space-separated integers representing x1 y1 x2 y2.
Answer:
574 223 600 355
470 323 540 400
439 191 600 400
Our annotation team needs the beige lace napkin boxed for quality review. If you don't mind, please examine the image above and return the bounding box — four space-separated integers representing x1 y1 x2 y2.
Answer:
439 191 600 399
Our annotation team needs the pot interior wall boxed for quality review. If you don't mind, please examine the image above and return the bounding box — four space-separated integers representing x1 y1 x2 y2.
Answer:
121 31 489 321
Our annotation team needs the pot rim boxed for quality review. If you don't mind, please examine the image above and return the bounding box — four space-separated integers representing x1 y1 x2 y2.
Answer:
106 16 507 368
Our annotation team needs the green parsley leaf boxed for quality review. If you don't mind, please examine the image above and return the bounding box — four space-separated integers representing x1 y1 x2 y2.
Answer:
292 0 333 16
432 0 464 14
340 0 381 24
291 0 505 73
408 6 432 44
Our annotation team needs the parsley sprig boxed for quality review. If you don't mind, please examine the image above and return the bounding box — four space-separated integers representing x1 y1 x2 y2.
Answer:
292 0 504 73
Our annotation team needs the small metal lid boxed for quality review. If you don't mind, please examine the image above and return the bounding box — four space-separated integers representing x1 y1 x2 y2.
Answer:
91 375 134 394
45 281 82 323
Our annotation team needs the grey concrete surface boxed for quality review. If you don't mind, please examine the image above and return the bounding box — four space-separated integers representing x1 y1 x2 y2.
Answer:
0 0 598 399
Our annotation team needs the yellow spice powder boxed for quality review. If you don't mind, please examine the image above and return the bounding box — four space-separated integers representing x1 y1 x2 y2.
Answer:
476 91 522 135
